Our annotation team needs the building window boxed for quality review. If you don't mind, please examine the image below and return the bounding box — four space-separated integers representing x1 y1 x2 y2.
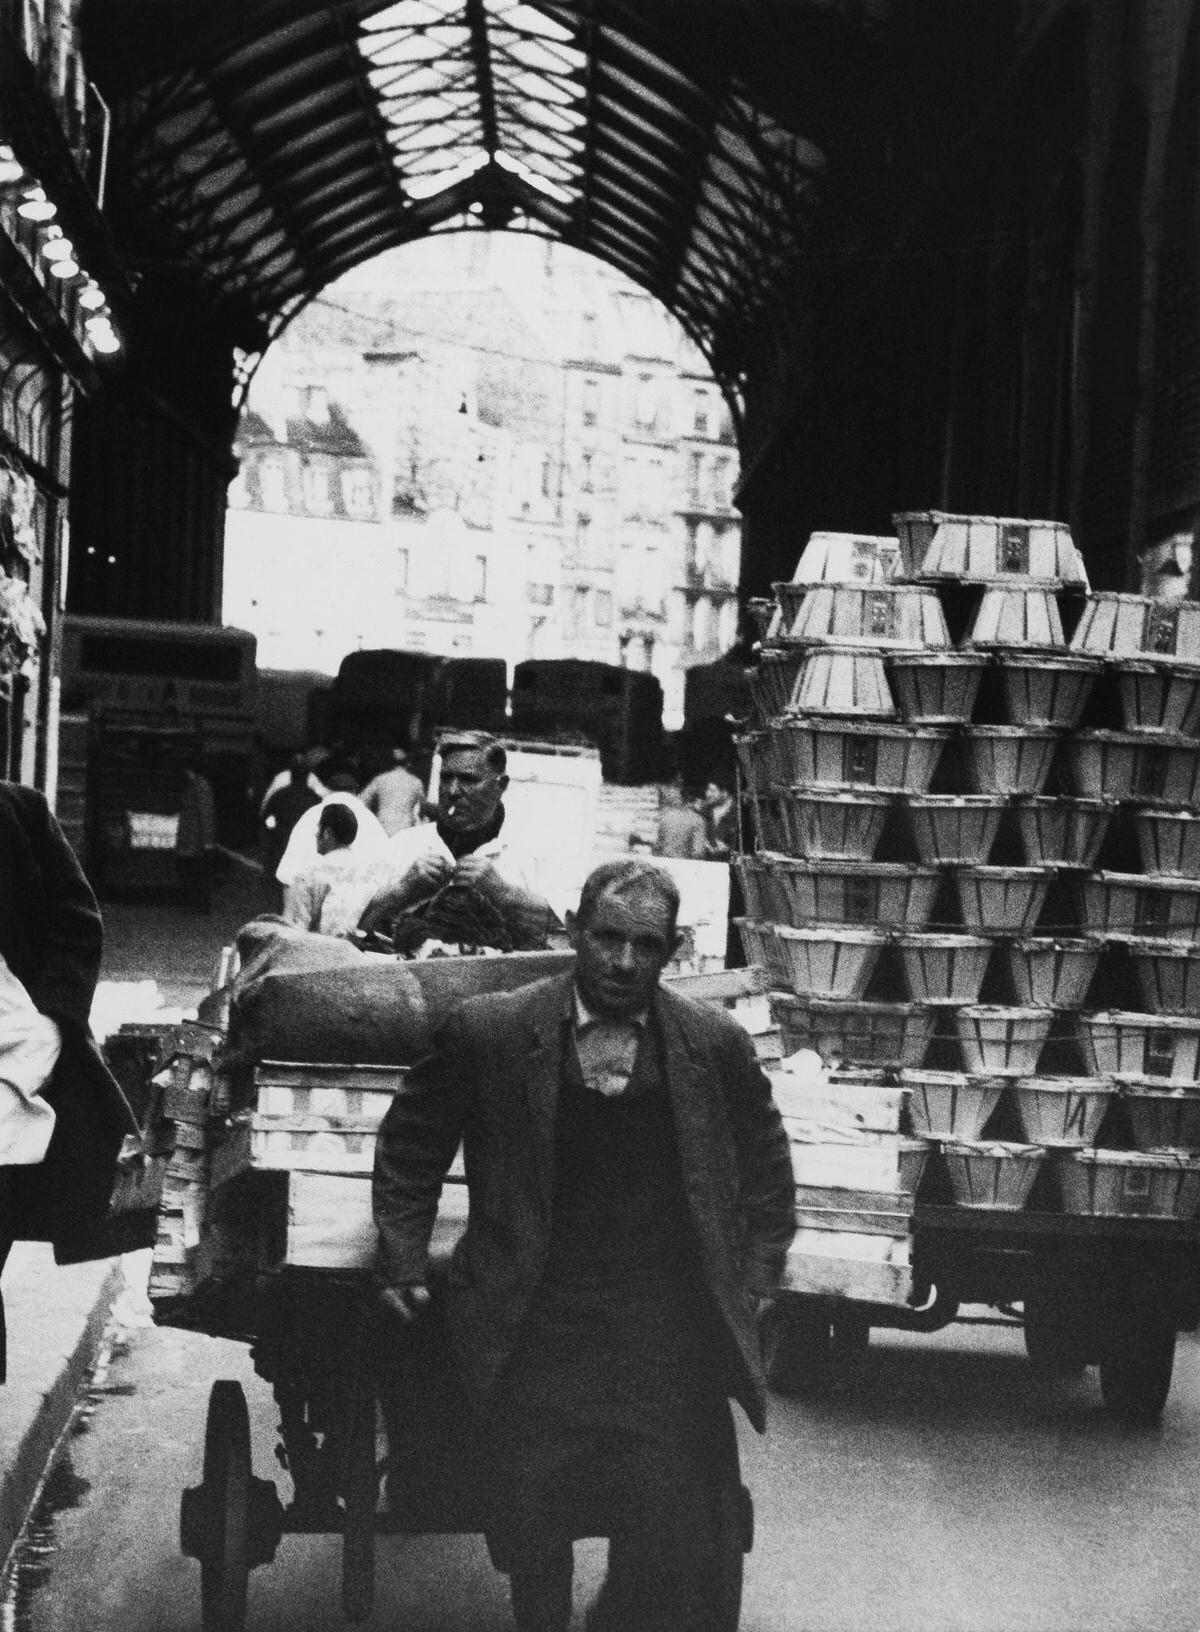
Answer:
580 451 594 492
692 388 711 436
576 513 592 554
567 585 588 638
687 452 704 504
581 311 599 354
526 582 554 606
633 373 658 433
473 555 488 602
258 458 287 511
595 590 613 627
541 452 555 499
302 462 332 514
711 457 732 509
582 378 599 427
395 549 409 596
342 467 374 519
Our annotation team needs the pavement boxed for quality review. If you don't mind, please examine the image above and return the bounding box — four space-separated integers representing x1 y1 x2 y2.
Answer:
0 854 276 1569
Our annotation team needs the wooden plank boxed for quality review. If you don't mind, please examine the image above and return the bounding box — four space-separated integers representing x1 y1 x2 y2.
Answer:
254 1061 412 1093
253 1084 398 1125
663 966 767 1002
773 1079 905 1130
795 1205 912 1237
789 1142 912 1191
780 1228 913 1305
795 1184 915 1215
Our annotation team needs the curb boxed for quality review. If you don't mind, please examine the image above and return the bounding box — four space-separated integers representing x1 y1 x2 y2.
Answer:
0 1252 123 1570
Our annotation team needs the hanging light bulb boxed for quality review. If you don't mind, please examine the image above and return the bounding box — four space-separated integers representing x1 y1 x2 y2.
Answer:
0 146 22 186
41 232 75 262
78 281 106 310
48 256 79 278
85 315 120 354
17 187 56 221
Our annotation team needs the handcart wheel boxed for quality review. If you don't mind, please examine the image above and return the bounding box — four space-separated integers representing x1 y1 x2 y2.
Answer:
761 1298 831 1396
341 1379 379 1622
200 1381 253 1632
1099 1312 1177 1423
1022 1281 1087 1377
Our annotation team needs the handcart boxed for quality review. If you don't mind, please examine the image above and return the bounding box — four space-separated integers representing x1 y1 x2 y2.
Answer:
136 963 767 1631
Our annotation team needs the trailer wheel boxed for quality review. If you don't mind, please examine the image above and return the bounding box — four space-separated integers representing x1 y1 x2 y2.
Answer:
200 1381 252 1632
831 1309 871 1358
1099 1315 1177 1423
761 1300 831 1396
341 1383 379 1622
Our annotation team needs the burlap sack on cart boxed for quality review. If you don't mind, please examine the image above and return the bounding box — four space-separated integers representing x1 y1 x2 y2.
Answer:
227 918 434 1066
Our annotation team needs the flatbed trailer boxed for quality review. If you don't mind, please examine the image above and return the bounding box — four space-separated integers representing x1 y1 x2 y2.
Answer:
764 1201 1200 1421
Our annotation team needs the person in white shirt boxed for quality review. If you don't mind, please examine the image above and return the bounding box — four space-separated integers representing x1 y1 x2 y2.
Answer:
357 733 556 951
282 804 383 937
274 784 390 890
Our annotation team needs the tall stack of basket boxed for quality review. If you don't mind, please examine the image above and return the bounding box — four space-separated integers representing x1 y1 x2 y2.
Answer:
737 514 1200 1224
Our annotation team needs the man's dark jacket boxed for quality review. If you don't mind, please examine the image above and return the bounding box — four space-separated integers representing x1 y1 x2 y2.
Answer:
0 784 142 1262
373 970 796 1431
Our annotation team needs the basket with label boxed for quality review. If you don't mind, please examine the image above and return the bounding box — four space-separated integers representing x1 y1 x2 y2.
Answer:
938 1140 1047 1210
769 718 950 791
899 1069 1007 1140
891 512 1087 586
1080 1010 1200 1082
788 530 900 585
1069 593 1200 663
768 857 939 930
1052 1148 1200 1219
773 582 951 649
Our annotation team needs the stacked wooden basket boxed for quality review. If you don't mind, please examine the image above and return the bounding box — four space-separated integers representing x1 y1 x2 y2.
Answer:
736 512 1200 1226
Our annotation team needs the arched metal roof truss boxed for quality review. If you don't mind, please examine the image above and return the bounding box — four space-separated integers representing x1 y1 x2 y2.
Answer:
80 0 892 405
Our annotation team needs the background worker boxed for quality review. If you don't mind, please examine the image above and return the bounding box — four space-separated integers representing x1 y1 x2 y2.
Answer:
282 803 381 937
653 779 715 860
358 747 427 836
373 858 795 1632
357 731 557 951
174 758 218 914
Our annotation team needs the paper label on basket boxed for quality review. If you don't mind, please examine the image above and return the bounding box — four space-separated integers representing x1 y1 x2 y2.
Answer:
1144 603 1179 657
1000 525 1030 574
1121 1166 1152 1209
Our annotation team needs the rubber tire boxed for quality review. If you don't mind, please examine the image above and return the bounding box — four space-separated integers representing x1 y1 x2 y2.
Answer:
200 1381 252 1632
1099 1316 1177 1423
341 1384 378 1623
761 1300 832 1396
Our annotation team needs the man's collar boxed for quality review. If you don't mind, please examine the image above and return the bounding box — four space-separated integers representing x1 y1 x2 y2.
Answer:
573 987 649 1031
